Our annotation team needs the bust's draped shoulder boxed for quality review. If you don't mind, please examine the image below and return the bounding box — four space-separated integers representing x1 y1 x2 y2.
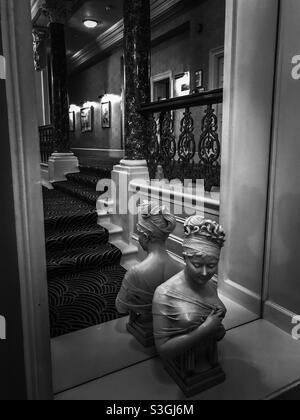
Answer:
153 276 223 339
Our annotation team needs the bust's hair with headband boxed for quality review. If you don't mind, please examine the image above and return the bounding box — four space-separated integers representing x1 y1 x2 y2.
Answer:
183 216 226 257
137 201 177 242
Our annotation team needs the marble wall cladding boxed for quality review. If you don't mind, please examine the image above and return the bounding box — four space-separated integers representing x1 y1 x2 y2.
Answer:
49 22 70 152
151 0 226 90
123 0 151 160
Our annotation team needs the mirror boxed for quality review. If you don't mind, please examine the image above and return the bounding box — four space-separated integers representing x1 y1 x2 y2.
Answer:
34 0 269 397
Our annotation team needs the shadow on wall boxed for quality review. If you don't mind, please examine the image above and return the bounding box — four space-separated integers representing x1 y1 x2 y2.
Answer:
268 193 300 314
224 184 266 295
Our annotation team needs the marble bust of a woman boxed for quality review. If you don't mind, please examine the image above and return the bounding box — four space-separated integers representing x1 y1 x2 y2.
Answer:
116 202 182 347
153 216 227 396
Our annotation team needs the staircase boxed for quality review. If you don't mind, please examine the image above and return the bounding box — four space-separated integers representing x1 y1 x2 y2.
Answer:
43 162 138 338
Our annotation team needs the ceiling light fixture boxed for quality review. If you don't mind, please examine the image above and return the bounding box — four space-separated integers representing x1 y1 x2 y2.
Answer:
83 19 99 29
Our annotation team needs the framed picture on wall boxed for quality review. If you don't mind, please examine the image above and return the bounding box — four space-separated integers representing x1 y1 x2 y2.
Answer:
101 101 111 129
195 70 205 92
69 111 75 132
174 72 191 97
80 106 94 133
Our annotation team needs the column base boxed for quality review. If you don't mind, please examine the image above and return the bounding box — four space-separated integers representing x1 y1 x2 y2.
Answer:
120 159 148 167
110 159 149 244
164 360 226 398
113 160 150 181
48 152 79 183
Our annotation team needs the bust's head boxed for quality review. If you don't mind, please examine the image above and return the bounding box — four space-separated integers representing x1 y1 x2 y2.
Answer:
137 202 177 252
183 216 226 286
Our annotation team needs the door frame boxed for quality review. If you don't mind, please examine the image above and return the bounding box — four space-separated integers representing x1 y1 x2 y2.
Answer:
1 0 52 400
219 0 280 313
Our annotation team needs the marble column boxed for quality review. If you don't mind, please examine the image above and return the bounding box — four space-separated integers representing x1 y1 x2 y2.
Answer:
32 28 48 72
106 0 151 237
123 0 151 162
43 0 79 182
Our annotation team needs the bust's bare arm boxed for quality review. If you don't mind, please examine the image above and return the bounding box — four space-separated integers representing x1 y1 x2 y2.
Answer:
115 269 135 314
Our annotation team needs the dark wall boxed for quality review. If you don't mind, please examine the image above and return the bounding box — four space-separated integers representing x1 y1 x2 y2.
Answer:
152 0 226 89
68 0 225 157
68 50 123 154
0 21 27 401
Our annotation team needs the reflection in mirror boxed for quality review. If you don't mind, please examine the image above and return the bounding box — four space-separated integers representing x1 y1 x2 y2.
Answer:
34 0 265 398
116 202 182 347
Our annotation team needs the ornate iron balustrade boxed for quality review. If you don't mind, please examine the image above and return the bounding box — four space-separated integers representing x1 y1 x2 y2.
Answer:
39 124 55 164
140 89 223 192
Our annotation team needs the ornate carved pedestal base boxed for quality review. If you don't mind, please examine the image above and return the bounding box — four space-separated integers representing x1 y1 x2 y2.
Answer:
126 319 155 348
163 360 226 398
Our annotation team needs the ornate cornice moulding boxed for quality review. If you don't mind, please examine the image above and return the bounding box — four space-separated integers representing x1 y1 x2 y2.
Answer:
69 0 186 73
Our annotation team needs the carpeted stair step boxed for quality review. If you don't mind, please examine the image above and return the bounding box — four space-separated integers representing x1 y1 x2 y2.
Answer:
65 172 112 198
45 211 99 236
43 187 95 220
79 166 112 180
42 170 128 338
48 265 127 338
53 180 101 206
79 159 118 179
46 227 109 253
66 172 100 188
47 243 122 279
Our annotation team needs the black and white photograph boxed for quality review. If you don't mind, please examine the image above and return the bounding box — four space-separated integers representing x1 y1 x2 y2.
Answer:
0 0 300 403
80 106 94 133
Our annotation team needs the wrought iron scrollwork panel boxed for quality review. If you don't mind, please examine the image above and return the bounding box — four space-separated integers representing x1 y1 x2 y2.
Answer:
144 91 223 189
198 104 221 191
177 108 196 182
160 111 177 180
146 113 160 180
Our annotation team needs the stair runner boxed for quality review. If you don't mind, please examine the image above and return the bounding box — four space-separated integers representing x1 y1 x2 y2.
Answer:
43 163 126 338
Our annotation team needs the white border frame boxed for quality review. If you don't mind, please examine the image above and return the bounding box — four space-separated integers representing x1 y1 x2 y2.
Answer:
0 0 282 399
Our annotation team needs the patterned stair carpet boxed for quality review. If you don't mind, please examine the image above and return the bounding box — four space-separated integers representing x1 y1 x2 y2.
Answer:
43 165 126 338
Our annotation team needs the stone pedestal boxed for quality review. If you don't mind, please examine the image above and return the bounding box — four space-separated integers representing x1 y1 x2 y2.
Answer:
162 342 226 397
164 360 226 398
48 152 79 183
126 313 155 348
109 160 149 244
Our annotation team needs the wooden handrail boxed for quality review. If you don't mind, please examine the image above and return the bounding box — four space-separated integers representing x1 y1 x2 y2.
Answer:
139 88 223 114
